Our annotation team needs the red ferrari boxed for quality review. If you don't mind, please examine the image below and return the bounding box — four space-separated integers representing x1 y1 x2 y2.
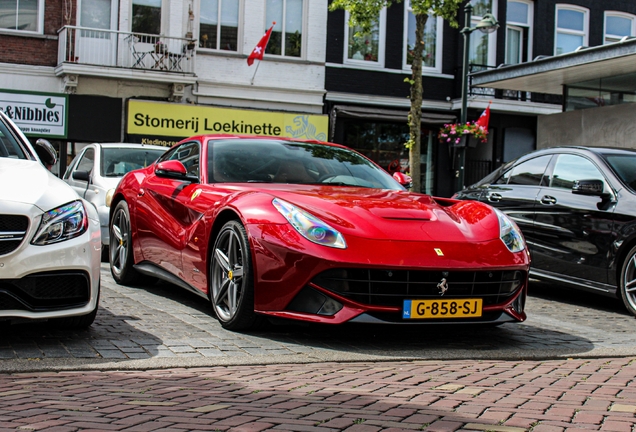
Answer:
109 135 530 330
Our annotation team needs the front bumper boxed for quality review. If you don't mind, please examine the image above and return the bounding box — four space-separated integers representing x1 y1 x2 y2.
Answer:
0 200 101 320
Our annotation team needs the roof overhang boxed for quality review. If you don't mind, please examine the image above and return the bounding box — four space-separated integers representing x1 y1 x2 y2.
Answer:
471 38 636 95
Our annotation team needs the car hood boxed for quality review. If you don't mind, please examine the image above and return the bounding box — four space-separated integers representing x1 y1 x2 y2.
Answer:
244 185 500 243
0 158 80 211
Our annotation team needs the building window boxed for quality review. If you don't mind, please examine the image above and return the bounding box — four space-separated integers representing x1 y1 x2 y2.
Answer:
469 0 498 70
199 0 239 50
344 9 385 66
132 0 161 34
604 12 635 44
265 0 303 58
403 1 443 72
0 0 43 33
555 5 588 55
505 0 532 64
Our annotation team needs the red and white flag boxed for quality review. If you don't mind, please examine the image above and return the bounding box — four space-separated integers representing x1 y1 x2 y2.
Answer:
247 24 275 66
475 101 491 129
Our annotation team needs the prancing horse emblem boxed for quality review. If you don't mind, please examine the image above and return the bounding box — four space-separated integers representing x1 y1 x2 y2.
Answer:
437 278 449 296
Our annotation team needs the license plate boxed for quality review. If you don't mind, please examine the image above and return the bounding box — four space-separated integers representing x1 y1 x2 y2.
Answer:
403 299 483 319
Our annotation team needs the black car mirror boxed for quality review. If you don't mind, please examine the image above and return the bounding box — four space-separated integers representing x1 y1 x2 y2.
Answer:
572 179 604 196
72 170 91 182
34 138 57 168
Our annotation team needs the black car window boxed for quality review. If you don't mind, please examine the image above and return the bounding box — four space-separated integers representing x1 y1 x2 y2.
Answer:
604 153 636 191
76 148 95 175
505 155 552 186
550 154 605 190
160 141 200 178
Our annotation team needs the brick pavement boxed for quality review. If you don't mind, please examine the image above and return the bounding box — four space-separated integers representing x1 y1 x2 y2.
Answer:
1 358 635 431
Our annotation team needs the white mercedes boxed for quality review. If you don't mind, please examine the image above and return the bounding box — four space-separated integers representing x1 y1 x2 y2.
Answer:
0 111 101 328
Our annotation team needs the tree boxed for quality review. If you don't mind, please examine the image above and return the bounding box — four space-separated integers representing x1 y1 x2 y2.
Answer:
329 0 462 193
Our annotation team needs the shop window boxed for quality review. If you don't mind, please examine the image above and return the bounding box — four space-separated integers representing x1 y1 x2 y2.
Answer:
505 0 532 64
199 0 239 50
468 0 498 70
604 12 635 44
554 5 588 55
403 0 443 73
132 0 161 34
265 0 303 58
0 0 43 33
344 9 385 66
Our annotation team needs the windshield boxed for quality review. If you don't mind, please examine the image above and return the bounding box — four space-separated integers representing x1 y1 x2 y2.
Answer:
102 147 166 177
603 153 636 192
208 139 403 190
0 117 27 159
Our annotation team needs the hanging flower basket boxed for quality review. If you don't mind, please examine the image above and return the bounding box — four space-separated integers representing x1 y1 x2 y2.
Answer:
438 122 488 146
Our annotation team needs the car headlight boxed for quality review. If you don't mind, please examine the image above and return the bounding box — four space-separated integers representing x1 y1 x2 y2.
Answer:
494 208 525 253
272 198 346 249
105 188 115 207
31 200 88 245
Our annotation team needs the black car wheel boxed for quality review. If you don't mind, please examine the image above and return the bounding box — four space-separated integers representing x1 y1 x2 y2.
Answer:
210 220 259 330
110 201 142 285
619 245 636 316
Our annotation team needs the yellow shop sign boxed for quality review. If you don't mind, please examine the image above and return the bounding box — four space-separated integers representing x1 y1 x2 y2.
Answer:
127 100 328 141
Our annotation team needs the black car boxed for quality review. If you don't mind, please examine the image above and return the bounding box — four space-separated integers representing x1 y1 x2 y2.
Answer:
454 146 636 316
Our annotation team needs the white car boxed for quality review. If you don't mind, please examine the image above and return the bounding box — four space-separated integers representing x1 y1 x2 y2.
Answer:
0 111 101 328
63 143 166 257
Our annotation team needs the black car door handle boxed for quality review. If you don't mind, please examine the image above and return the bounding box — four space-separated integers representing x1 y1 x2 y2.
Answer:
540 195 557 205
487 193 502 202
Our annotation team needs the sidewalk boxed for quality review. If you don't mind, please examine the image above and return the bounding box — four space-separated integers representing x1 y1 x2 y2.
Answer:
2 357 636 431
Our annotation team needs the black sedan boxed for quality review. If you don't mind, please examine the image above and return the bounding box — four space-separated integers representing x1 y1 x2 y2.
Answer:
453 146 636 316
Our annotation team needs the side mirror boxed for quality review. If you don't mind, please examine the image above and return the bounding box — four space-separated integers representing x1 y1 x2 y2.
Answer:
34 138 57 168
393 171 413 189
72 170 91 182
572 179 604 196
155 160 198 182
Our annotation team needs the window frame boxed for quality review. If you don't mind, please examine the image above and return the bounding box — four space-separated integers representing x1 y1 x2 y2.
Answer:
264 0 307 59
343 9 386 68
198 0 242 51
505 0 533 65
554 4 589 56
604 11 636 44
131 0 163 34
0 0 45 34
402 0 443 73
467 0 498 68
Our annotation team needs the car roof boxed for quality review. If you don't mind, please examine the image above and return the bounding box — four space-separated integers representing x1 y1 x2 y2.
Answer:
529 146 636 156
179 134 346 149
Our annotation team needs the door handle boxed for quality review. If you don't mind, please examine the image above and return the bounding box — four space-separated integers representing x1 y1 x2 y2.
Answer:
487 193 502 202
540 195 557 205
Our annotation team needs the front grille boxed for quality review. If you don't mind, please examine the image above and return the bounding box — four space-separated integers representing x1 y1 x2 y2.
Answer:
312 268 526 307
0 215 29 256
0 271 90 312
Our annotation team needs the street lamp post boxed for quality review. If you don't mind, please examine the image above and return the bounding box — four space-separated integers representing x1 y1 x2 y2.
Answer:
455 2 499 193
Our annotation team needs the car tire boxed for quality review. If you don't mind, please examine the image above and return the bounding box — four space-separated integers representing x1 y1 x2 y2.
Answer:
109 200 143 286
619 245 636 317
210 220 261 331
52 284 100 329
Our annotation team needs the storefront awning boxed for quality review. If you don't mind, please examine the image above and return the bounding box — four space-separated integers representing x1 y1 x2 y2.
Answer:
331 104 456 124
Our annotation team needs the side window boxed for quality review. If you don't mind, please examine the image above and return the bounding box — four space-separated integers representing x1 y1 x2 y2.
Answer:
76 148 95 175
345 9 385 67
169 142 200 177
403 1 443 72
555 5 588 55
265 0 303 58
506 155 552 186
132 0 161 34
0 0 44 33
550 154 604 190
199 0 239 50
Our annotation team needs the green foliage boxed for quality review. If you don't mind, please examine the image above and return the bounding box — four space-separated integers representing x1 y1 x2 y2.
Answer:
329 0 462 31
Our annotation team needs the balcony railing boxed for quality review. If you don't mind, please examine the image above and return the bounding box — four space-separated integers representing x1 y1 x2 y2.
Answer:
58 26 196 74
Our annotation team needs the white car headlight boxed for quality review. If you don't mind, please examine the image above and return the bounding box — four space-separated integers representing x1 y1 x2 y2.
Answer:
494 208 525 253
272 198 346 249
32 200 88 245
